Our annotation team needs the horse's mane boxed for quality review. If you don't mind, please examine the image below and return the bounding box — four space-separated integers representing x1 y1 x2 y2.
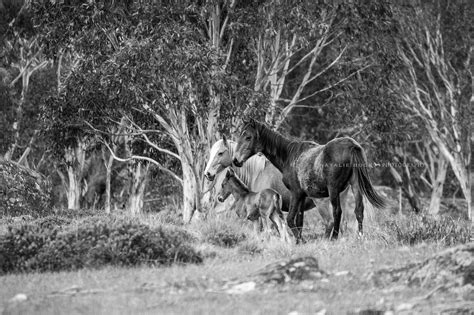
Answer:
227 140 267 186
252 121 313 164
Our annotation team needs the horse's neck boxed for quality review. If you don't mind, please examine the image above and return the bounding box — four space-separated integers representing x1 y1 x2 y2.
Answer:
230 177 250 199
258 126 295 172
228 141 253 186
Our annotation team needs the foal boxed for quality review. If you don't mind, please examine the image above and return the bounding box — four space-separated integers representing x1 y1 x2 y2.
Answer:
217 169 292 243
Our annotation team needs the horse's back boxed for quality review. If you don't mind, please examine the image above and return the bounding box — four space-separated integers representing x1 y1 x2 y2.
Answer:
324 137 360 164
295 138 358 197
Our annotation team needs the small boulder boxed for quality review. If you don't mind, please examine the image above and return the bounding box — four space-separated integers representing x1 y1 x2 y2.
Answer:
255 256 327 284
371 243 474 292
223 256 327 294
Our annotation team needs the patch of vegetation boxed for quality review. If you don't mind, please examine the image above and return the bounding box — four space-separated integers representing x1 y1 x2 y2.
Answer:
0 160 52 217
55 207 108 219
0 220 202 274
153 208 183 226
200 219 247 248
383 213 471 246
238 238 263 255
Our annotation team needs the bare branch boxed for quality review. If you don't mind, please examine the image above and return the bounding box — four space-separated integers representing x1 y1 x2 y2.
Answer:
124 117 182 161
102 141 183 186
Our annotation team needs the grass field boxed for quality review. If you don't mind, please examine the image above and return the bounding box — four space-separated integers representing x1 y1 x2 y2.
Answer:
1 207 473 315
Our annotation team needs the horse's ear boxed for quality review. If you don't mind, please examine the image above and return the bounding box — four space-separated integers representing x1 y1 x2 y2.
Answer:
222 134 228 145
226 168 234 178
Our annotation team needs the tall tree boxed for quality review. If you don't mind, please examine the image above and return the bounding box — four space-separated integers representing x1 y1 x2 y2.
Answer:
392 2 472 219
32 0 255 219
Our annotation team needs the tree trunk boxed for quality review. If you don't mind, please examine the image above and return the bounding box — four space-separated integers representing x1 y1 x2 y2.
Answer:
182 160 197 223
429 155 447 215
104 149 114 214
64 144 86 210
432 136 471 220
66 165 81 210
127 162 149 215
403 186 421 214
4 76 27 161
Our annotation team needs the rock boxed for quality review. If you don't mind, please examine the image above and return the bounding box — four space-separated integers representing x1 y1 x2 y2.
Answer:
334 270 350 277
351 309 386 315
253 256 327 285
315 308 326 315
225 281 256 295
371 243 474 293
0 159 52 217
9 293 27 303
222 256 327 296
395 303 414 312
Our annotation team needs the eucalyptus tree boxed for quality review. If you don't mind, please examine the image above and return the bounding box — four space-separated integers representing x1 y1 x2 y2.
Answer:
32 0 256 218
1 0 52 167
392 1 472 219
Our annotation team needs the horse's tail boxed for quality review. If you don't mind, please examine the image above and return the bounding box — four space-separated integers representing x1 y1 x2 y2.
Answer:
351 146 386 209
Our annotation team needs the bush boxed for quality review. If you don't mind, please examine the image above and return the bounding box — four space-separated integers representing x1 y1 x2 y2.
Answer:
32 215 72 229
0 220 202 274
154 208 183 226
238 238 263 255
383 214 471 246
200 219 247 248
55 207 107 219
0 160 52 217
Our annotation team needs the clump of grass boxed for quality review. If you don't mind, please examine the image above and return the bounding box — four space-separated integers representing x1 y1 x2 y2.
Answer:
382 213 471 246
238 238 263 255
0 220 202 274
55 207 107 219
199 218 248 248
153 207 184 226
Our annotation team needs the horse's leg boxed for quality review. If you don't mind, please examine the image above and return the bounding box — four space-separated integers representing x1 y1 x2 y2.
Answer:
287 194 304 243
351 175 364 236
296 210 305 243
261 212 272 241
271 211 291 243
329 188 342 240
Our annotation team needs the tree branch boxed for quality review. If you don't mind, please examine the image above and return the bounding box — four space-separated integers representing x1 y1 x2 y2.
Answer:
102 140 183 186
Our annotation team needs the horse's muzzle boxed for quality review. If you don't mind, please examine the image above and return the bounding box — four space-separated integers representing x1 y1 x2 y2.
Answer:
232 158 243 167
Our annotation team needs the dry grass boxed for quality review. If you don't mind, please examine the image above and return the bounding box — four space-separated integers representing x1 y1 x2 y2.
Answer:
1 205 472 314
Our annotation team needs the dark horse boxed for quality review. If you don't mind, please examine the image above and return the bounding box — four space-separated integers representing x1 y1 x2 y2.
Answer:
232 119 385 241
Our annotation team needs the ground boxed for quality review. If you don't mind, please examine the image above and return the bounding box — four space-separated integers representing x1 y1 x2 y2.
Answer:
0 209 472 314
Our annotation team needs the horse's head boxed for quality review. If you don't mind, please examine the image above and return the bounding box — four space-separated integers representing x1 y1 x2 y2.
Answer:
233 118 262 167
204 135 232 181
216 168 234 202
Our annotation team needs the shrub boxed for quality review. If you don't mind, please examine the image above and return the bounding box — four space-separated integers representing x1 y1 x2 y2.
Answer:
383 213 471 246
32 215 72 229
200 219 247 248
154 208 183 226
0 220 202 274
0 160 52 217
238 238 263 255
55 207 107 219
